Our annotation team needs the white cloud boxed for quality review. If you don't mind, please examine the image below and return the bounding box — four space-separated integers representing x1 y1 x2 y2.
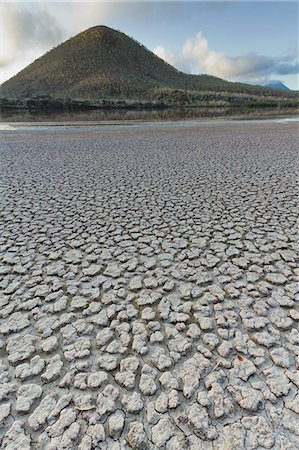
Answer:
1 4 64 69
156 31 298 81
153 45 177 67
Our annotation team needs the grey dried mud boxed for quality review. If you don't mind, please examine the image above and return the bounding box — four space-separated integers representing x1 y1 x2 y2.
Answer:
0 121 298 449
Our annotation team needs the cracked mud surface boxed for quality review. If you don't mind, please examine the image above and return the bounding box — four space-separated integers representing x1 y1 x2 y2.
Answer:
0 121 298 449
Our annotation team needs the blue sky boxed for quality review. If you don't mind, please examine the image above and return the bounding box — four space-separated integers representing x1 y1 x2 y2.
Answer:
1 1 298 89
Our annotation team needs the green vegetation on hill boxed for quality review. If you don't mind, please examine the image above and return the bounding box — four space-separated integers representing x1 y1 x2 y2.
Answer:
0 26 298 108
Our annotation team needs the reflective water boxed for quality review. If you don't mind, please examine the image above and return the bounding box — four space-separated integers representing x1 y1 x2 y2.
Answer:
1 106 298 124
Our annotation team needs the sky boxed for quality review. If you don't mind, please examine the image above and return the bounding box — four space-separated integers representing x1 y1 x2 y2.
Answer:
1 1 298 89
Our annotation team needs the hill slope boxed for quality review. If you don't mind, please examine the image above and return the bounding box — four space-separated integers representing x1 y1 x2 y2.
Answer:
1 26 297 106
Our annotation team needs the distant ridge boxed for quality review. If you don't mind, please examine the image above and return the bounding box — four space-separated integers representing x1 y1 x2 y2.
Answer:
1 26 298 107
263 81 291 91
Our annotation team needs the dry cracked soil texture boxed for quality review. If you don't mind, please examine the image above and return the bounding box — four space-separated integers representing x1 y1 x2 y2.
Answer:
0 120 298 450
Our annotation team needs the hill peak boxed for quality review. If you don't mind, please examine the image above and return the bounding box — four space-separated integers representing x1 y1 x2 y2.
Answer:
72 25 125 42
76 25 118 37
1 26 296 107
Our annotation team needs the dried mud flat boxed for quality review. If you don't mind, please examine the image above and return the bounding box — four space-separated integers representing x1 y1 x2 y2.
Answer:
0 121 298 450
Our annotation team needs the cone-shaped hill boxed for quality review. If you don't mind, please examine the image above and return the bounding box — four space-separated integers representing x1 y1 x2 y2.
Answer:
1 26 297 106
